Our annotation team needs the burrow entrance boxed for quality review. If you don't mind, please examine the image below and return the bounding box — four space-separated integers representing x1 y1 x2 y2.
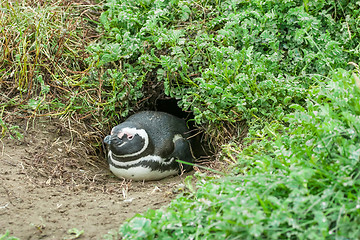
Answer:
107 86 212 163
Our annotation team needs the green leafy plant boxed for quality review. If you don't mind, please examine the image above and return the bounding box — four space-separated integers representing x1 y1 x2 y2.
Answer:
115 68 360 239
91 2 360 237
64 228 84 240
88 0 360 125
0 231 19 240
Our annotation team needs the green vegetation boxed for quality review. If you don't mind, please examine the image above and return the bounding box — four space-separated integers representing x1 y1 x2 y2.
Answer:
88 0 359 125
64 228 84 239
0 231 18 240
0 0 99 131
89 0 360 239
119 69 360 239
1 0 360 239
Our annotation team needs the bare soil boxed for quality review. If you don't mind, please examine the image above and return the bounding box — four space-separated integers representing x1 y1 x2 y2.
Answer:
0 119 193 239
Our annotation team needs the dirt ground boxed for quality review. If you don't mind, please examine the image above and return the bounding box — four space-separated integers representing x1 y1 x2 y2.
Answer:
0 119 194 239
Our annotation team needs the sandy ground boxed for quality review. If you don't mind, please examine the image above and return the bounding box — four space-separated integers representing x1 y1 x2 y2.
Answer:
0 119 193 239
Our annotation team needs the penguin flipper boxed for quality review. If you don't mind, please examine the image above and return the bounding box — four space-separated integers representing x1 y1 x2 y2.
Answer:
171 137 194 172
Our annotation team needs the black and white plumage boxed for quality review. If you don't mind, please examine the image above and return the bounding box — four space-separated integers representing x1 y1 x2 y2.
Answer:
104 111 194 181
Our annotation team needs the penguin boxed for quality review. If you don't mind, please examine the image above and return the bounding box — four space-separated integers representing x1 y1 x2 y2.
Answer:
103 111 194 181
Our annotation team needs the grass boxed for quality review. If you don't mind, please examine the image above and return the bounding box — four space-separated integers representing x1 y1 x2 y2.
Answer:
1 0 360 239
0 0 100 130
0 0 106 157
0 231 18 240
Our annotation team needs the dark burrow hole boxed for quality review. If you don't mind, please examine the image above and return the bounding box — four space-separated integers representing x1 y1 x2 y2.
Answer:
156 98 197 133
155 97 191 120
148 96 211 162
101 94 212 164
99 73 214 165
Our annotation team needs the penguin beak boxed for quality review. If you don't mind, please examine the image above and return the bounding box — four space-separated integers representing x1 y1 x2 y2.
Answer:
104 135 112 145
104 134 126 147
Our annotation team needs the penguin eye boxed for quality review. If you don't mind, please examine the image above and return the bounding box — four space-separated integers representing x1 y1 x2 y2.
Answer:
127 134 134 140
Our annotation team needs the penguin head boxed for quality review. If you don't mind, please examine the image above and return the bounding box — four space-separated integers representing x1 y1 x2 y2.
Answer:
104 126 149 158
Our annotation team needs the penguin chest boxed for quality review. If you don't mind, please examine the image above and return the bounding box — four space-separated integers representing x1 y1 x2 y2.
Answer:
109 165 178 181
108 153 179 181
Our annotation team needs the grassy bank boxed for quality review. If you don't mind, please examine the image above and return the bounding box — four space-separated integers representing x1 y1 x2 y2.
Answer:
89 0 360 239
0 0 102 136
1 0 360 239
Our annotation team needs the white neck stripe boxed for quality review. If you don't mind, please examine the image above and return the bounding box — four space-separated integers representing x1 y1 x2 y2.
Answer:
108 152 175 167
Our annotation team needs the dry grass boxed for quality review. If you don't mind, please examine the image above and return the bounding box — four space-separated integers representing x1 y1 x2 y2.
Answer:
0 0 109 188
0 0 100 113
